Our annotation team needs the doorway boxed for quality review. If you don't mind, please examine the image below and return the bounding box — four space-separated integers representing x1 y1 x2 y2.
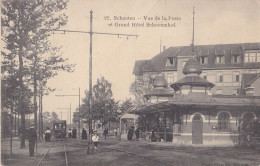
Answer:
192 114 203 144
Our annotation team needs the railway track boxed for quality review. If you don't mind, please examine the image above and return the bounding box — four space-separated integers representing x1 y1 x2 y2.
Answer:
65 139 174 166
36 139 68 166
102 146 174 166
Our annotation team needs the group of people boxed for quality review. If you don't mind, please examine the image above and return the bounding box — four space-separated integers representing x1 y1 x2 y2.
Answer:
68 128 77 138
127 126 140 141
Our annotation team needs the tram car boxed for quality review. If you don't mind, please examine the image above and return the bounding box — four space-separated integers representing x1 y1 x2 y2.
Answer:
53 120 67 138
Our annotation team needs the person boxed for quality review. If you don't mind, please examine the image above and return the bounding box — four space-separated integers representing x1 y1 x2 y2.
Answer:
114 128 117 138
27 124 37 157
135 128 140 141
68 128 72 138
72 127 77 139
44 127 51 142
82 128 87 139
151 129 156 142
127 126 134 140
103 128 108 140
92 131 99 152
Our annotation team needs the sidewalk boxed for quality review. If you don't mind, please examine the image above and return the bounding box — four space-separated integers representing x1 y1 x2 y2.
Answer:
1 137 52 166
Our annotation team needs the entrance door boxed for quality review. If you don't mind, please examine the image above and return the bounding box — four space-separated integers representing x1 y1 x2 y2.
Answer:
192 114 203 144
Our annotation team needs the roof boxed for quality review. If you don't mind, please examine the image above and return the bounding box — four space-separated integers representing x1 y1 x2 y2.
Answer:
153 75 168 88
241 74 260 94
144 89 173 99
133 42 260 74
183 57 202 75
129 94 260 114
170 76 215 91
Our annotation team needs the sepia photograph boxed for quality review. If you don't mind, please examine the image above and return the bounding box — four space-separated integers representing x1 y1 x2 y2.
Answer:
1 0 260 165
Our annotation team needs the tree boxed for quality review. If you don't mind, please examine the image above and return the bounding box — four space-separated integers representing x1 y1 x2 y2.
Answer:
92 77 118 126
76 77 118 128
1 0 73 148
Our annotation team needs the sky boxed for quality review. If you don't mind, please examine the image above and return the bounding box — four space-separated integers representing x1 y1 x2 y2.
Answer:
44 0 260 121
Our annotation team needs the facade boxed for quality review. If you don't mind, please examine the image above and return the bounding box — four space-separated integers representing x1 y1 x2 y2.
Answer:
131 42 260 146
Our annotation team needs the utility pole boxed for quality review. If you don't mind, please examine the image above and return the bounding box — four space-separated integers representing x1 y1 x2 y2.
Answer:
88 10 93 155
44 10 138 155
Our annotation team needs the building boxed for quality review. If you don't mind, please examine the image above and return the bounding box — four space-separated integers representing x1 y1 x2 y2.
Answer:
131 43 260 145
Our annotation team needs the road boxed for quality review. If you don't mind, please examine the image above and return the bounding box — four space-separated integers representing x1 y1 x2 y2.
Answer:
1 136 260 166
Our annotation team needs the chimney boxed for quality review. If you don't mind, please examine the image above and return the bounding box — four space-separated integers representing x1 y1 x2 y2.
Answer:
163 46 166 51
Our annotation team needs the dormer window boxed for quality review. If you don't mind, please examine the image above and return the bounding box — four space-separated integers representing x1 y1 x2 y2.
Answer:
232 55 241 64
199 56 208 65
166 57 175 66
244 51 260 63
216 55 225 64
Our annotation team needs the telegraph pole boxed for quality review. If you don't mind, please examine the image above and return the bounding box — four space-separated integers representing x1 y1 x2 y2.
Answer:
44 10 138 155
88 10 93 155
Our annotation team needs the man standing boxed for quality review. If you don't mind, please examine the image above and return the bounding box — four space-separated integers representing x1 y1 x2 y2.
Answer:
27 124 37 157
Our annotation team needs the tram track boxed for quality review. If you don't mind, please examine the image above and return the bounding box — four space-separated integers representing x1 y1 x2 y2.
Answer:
102 146 174 166
65 139 174 166
36 139 68 166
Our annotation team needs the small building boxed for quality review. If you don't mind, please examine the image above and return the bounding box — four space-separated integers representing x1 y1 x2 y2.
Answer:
131 52 260 146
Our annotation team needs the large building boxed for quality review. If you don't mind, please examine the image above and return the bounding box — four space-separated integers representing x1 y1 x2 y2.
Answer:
131 42 260 145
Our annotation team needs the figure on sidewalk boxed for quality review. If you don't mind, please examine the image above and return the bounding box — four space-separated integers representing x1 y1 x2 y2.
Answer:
27 124 37 157
151 129 157 142
114 128 117 138
72 127 77 139
103 128 108 140
92 130 99 152
82 128 87 139
68 128 72 138
135 127 140 141
127 126 134 140
44 127 51 142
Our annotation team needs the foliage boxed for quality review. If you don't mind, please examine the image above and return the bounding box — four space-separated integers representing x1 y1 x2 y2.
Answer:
1 0 73 148
74 77 118 126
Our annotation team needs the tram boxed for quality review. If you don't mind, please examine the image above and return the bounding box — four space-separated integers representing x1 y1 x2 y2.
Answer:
53 120 67 138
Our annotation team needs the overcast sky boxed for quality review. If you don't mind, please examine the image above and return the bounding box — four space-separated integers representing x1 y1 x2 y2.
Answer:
44 0 260 121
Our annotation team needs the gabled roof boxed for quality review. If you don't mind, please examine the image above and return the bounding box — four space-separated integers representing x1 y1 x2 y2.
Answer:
133 42 260 74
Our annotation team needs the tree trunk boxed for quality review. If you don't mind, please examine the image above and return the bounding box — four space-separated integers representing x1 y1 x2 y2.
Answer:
18 46 26 149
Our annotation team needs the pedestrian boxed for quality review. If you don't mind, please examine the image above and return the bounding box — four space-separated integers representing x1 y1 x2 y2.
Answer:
114 128 117 138
92 131 99 152
127 126 134 140
103 128 108 140
68 128 72 138
44 127 51 142
72 127 77 139
27 124 37 157
82 128 87 139
135 128 140 141
151 129 156 142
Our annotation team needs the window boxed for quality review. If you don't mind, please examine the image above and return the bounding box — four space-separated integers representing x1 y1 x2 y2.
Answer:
244 51 260 63
200 56 208 65
232 55 241 64
218 112 230 132
216 55 225 64
166 57 174 66
203 76 207 80
235 75 240 82
166 73 174 84
218 75 223 82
